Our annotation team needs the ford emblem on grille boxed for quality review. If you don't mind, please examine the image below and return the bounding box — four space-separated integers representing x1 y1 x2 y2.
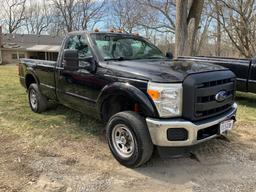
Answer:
215 90 227 102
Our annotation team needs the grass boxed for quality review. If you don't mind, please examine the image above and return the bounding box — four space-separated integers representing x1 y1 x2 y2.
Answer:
0 64 104 146
236 92 256 122
0 64 256 144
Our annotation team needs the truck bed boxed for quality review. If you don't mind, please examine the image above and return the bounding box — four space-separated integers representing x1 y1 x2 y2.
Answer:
20 59 57 100
178 56 250 66
20 58 57 67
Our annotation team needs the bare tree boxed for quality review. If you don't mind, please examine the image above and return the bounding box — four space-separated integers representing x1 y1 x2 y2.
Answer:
194 15 212 55
24 0 52 35
141 0 176 33
1 0 27 33
112 0 140 33
111 0 154 33
215 3 222 56
48 14 66 36
210 0 256 58
51 0 77 32
175 0 204 57
76 0 106 30
141 0 204 56
51 0 106 33
193 1 213 55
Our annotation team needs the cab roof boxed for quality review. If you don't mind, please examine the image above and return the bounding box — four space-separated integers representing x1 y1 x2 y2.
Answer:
68 31 141 37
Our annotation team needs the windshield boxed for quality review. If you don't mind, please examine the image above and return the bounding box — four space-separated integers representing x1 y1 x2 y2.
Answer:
90 34 166 60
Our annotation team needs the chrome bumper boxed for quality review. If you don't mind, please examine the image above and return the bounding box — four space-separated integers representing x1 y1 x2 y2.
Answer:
146 103 237 147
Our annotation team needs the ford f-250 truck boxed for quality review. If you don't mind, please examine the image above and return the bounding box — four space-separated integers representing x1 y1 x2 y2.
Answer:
19 31 237 168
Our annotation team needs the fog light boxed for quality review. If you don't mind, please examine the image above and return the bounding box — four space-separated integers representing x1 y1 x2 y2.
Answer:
167 128 188 141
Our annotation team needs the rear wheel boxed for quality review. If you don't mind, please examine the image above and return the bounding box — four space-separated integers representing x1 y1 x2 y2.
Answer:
106 111 153 168
28 84 48 113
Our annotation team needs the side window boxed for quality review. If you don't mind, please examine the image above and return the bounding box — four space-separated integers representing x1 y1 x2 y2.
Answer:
65 35 92 59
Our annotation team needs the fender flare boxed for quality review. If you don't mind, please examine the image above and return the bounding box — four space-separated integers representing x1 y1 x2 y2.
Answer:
96 82 158 119
24 69 40 88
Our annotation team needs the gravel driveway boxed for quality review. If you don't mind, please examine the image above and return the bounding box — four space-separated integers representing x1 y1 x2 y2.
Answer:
1 121 256 192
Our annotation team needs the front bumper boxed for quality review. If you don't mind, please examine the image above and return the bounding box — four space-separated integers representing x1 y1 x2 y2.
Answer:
146 103 237 147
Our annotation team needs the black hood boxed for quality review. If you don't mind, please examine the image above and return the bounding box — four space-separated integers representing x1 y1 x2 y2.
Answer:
106 59 227 83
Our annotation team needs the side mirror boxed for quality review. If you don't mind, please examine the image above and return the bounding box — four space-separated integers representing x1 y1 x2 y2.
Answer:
63 49 97 72
63 49 79 71
166 52 173 59
79 57 97 73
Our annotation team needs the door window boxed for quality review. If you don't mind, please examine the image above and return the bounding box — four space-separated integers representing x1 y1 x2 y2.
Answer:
65 35 92 59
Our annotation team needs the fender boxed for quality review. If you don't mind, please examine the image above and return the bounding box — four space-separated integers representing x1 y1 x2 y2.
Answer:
97 82 158 119
24 66 40 88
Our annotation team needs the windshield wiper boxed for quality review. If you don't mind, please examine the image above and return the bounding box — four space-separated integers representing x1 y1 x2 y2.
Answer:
105 57 130 61
105 56 166 61
144 56 166 59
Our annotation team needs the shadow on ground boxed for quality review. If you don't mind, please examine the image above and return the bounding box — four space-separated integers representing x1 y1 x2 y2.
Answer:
43 103 105 136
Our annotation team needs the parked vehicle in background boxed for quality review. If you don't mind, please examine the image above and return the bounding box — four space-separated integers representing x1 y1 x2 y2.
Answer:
19 31 237 168
178 56 256 94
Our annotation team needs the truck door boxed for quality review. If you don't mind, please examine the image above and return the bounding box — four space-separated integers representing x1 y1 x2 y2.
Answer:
56 34 104 114
248 59 256 93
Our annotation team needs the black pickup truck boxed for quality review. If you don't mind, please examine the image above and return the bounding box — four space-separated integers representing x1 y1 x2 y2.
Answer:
179 56 256 94
19 31 237 167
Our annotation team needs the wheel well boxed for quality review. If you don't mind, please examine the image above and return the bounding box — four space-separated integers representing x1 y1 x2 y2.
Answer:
25 74 36 89
101 95 146 122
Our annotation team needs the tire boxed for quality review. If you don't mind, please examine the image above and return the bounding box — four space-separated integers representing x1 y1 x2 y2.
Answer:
106 111 153 168
28 83 48 113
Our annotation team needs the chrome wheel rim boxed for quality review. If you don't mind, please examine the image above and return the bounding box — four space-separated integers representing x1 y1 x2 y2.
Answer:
111 124 135 159
30 89 38 109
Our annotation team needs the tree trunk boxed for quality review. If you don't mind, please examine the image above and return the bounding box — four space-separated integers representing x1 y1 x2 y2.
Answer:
175 0 204 57
216 5 221 56
216 19 221 56
187 0 204 56
175 0 189 57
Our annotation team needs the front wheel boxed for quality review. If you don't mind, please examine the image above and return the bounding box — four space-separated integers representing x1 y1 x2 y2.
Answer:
28 84 48 113
106 111 153 168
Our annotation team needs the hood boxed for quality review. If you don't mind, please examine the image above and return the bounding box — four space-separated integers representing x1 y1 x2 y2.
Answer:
106 59 227 83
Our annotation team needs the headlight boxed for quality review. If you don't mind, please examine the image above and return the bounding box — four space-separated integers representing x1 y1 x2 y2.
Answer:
147 82 183 117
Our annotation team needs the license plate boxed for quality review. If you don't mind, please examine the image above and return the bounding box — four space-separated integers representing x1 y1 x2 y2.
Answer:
220 120 234 134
